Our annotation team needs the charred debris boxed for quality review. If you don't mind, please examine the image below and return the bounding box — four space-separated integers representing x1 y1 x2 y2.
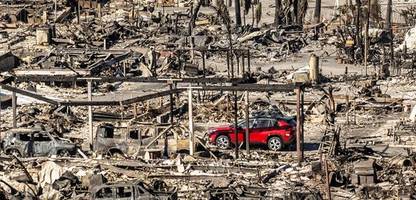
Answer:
1 0 416 199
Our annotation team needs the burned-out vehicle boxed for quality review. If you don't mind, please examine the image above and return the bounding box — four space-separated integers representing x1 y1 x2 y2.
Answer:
93 123 144 157
91 180 177 200
1 128 77 157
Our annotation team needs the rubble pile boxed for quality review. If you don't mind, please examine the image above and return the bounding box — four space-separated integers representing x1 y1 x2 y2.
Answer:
1 0 416 199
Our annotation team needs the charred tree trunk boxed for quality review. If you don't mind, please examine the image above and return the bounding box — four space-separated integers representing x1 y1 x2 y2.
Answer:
293 0 298 24
188 0 202 36
355 0 362 60
314 0 321 23
385 0 392 30
274 0 281 27
298 0 308 25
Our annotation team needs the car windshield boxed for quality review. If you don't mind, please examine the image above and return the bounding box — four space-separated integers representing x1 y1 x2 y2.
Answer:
236 119 255 128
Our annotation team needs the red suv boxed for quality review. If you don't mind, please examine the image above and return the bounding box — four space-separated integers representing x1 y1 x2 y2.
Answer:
207 117 296 151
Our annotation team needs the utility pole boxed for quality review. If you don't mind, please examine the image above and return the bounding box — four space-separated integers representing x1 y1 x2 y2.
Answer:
364 0 371 76
314 0 321 24
234 0 242 27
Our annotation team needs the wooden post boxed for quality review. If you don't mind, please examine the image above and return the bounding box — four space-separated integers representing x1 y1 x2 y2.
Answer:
133 103 137 119
188 86 194 156
245 91 250 154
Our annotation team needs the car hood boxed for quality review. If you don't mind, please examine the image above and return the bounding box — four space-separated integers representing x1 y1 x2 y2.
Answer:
209 125 233 132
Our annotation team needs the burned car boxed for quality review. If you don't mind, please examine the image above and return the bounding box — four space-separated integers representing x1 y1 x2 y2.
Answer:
2 128 77 157
93 123 142 158
91 180 177 200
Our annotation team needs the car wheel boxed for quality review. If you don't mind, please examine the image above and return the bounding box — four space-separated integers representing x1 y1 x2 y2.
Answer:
216 135 230 149
107 150 125 159
7 149 21 157
58 150 70 157
268 137 283 151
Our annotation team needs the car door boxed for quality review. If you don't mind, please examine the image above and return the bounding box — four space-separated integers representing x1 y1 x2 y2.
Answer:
126 127 141 155
234 119 255 144
33 133 53 156
249 119 273 144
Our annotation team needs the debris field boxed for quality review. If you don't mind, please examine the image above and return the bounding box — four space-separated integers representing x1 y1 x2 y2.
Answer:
1 0 416 199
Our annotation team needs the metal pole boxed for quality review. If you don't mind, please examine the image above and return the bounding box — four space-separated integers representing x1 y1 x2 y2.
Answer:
296 86 302 164
234 91 239 159
247 49 251 74
12 90 17 128
0 86 2 131
245 91 250 154
88 80 93 150
301 88 304 160
355 1 361 55
202 51 206 78
188 87 194 156
386 0 394 75
170 84 174 124
226 50 230 78
364 0 371 76
164 84 174 158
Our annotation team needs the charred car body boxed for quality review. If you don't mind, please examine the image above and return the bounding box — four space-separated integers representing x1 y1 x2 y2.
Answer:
93 123 142 157
1 128 77 157
91 180 177 200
